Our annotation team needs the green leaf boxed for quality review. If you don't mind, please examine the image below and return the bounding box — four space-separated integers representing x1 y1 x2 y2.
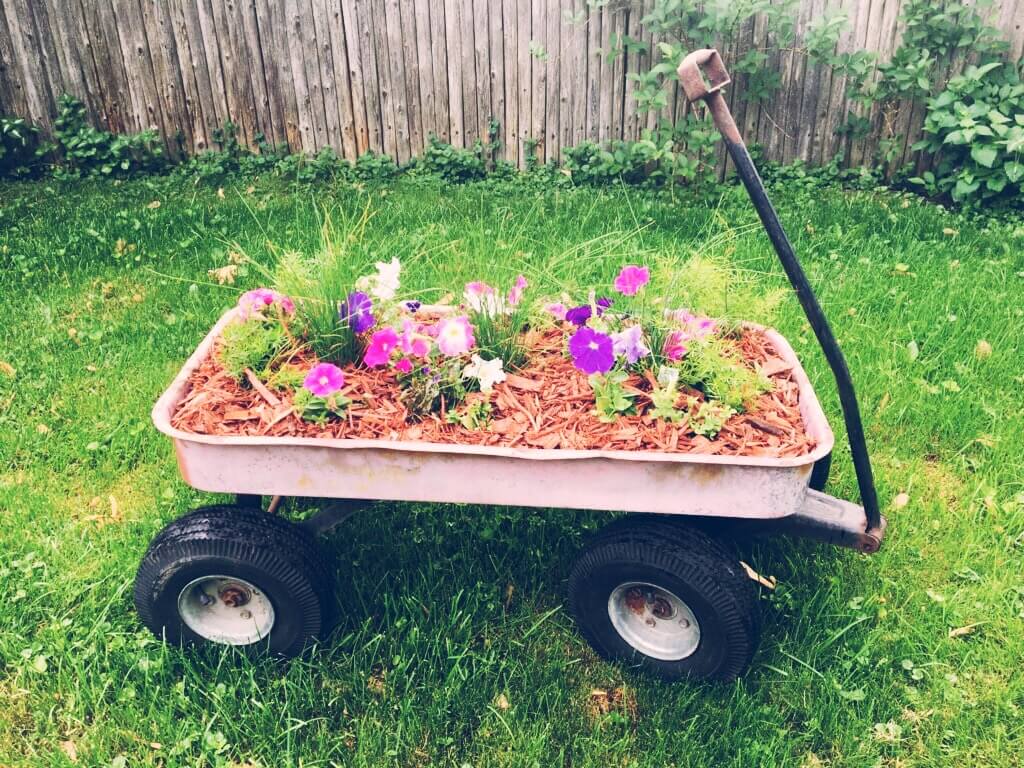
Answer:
970 145 998 168
1004 161 1024 183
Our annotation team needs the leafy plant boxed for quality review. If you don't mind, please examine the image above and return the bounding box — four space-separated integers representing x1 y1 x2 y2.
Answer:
685 397 736 438
589 370 635 423
52 95 165 178
421 135 486 183
293 387 349 423
911 62 1024 203
1 116 49 178
217 318 287 380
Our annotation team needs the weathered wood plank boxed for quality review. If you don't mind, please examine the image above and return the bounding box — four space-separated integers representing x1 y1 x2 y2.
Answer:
398 0 423 155
1 0 55 128
326 0 358 159
443 0 464 146
354 0 384 154
428 0 450 143
489 0 506 157
473 0 492 149
501 0 519 162
340 0 370 154
517 0 533 165
139 0 193 157
413 0 438 145
311 0 342 153
530 0 545 158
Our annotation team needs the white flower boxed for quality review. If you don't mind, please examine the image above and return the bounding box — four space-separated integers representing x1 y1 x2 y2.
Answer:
462 354 506 393
657 365 679 390
464 281 507 317
370 257 401 300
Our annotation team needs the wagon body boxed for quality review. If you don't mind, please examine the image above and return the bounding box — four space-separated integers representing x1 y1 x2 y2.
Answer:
154 311 835 522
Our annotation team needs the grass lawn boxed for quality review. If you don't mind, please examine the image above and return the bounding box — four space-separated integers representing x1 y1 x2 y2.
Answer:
1 173 1022 767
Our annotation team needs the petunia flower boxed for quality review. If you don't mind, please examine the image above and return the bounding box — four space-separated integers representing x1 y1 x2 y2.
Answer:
364 327 400 367
663 330 689 361
237 288 295 320
464 281 504 317
611 324 651 364
462 354 506 393
565 297 612 327
436 315 476 356
544 302 568 321
303 362 345 397
669 309 718 340
371 257 401 301
394 357 413 374
507 275 528 307
339 290 375 333
400 319 432 358
402 300 422 313
569 327 615 374
613 265 650 296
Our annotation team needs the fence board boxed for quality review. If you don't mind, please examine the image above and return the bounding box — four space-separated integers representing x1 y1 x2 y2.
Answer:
3 0 1023 173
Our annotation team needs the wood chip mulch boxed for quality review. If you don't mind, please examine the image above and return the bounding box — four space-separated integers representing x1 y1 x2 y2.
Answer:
170 326 816 457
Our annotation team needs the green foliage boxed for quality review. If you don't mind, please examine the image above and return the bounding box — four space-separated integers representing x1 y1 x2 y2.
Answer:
445 398 493 430
1 116 49 178
684 397 736 438
420 135 486 183
217 317 287 380
649 367 685 423
399 359 467 420
911 62 1024 203
294 387 350 423
52 95 166 178
562 115 719 188
589 370 635 423
677 337 771 410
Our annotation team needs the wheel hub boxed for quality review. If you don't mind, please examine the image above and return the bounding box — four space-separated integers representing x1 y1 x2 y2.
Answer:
607 581 700 661
177 575 274 645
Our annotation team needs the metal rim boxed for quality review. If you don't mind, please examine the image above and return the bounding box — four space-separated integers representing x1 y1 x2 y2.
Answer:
177 575 275 645
607 581 700 661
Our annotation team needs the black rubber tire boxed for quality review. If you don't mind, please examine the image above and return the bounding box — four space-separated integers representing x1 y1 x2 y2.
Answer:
133 505 334 656
568 515 760 682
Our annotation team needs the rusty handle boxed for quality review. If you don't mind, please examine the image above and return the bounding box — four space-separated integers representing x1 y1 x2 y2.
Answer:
677 48 883 536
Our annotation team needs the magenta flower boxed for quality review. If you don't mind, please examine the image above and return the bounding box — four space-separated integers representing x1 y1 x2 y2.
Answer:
611 325 651 364
364 327 400 367
339 291 375 334
394 357 413 374
238 288 295 320
663 330 689 361
436 315 476 356
613 265 650 296
303 363 345 397
508 275 528 306
569 327 615 374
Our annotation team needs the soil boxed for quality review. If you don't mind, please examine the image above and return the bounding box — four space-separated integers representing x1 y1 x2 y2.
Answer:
170 326 817 457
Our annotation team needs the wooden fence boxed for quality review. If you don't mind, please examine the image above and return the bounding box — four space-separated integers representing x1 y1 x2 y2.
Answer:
1 0 1023 169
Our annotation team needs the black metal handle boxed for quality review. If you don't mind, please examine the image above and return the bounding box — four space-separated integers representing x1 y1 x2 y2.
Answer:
678 49 882 533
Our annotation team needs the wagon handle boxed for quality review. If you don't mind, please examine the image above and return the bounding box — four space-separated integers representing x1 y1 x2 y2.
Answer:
678 49 883 535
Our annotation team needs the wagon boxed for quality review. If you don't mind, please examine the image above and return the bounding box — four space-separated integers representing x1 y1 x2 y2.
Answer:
133 50 888 681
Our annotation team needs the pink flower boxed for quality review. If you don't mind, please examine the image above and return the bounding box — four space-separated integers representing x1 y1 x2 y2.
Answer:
238 288 295 320
400 319 432 358
303 363 345 396
364 327 400 367
663 330 689 361
508 275 528 306
670 309 718 339
436 315 476 356
394 357 413 374
613 265 650 296
544 302 568 321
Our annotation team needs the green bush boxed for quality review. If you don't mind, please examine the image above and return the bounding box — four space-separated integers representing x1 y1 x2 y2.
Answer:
1 116 49 178
420 135 486 183
52 94 165 178
912 62 1024 203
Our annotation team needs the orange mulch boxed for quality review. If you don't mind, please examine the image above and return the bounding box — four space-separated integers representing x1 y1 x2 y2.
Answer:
170 327 816 457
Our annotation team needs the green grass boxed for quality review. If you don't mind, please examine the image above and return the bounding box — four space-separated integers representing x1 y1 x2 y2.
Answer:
1 174 1022 767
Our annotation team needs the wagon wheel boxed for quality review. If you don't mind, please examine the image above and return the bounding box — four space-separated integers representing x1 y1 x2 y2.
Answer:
133 504 334 656
568 516 760 682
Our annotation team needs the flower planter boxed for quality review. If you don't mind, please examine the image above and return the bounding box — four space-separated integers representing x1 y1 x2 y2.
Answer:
155 309 834 520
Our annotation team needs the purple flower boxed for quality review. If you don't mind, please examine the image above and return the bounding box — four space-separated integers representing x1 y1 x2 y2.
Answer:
613 265 650 296
569 327 615 374
402 300 422 313
238 288 295 320
339 290 375 334
303 363 345 397
364 327 400 367
565 297 613 327
611 325 651 364
565 305 592 326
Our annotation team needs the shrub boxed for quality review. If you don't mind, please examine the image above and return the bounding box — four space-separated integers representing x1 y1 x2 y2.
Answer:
420 135 486 183
52 94 165 178
1 116 49 178
912 62 1024 203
